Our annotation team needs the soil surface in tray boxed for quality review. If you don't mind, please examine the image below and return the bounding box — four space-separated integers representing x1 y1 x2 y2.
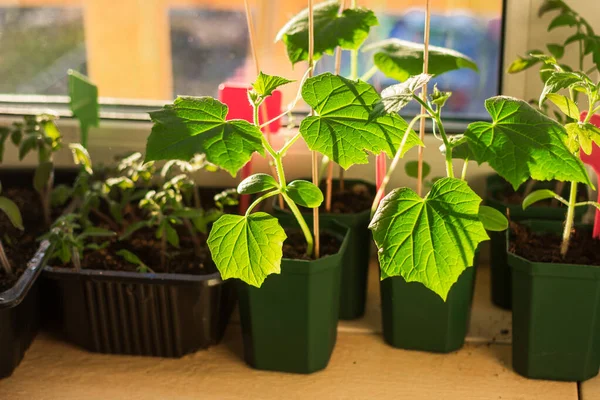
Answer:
283 229 341 260
0 188 50 292
72 226 218 275
509 222 600 265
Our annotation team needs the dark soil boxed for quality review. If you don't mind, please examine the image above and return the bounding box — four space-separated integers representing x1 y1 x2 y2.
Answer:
509 222 600 265
0 188 48 292
282 229 342 260
80 227 217 275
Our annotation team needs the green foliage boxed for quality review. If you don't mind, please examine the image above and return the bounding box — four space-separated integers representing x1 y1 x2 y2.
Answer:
404 160 430 179
545 93 579 119
207 212 286 287
116 249 154 273
146 97 265 176
300 73 421 169
564 122 600 155
285 180 323 208
463 96 591 190
522 189 566 209
370 178 488 300
478 206 509 231
68 70 99 148
69 143 93 174
364 39 478 82
237 173 279 195
0 184 23 231
276 0 378 65
251 72 294 98
371 74 431 117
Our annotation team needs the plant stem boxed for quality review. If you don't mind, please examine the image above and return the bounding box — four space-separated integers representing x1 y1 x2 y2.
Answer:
245 190 279 217
193 186 202 209
461 158 469 181
560 181 578 257
72 246 81 271
183 219 202 257
279 132 302 157
308 0 320 259
0 240 12 276
416 0 432 197
371 114 429 218
281 191 314 257
359 65 378 82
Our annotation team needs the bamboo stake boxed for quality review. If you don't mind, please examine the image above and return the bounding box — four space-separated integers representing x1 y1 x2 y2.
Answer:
308 0 320 258
325 0 348 212
243 0 284 210
416 0 431 197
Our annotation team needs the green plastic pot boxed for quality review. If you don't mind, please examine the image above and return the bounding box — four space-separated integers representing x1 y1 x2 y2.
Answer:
485 174 586 310
380 253 478 353
237 219 349 374
273 178 375 320
508 220 600 381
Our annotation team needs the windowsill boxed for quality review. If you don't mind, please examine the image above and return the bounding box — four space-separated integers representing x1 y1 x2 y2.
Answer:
0 261 590 399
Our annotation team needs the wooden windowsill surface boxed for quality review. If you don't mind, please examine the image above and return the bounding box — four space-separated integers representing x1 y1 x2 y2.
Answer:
0 262 597 399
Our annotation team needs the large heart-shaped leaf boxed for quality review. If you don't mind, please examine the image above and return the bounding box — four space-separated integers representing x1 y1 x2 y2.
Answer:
145 97 264 176
275 0 378 65
464 96 591 190
207 213 286 287
369 178 488 300
300 73 421 169
363 39 478 82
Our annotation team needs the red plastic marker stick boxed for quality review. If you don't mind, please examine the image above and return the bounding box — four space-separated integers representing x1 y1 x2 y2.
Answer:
579 112 600 238
218 84 282 214
375 154 386 198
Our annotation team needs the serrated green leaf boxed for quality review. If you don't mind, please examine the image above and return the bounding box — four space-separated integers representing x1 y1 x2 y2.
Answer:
0 196 23 230
285 180 323 208
145 96 265 176
478 205 508 231
299 73 421 169
237 173 279 195
276 0 378 65
34 161 53 194
369 178 488 300
522 189 563 209
507 55 542 74
364 39 478 82
540 71 593 106
371 74 431 117
547 43 564 59
548 13 578 31
404 160 430 179
546 93 579 119
207 213 286 287
251 72 294 97
68 70 99 148
565 122 600 155
464 96 591 189
69 143 93 174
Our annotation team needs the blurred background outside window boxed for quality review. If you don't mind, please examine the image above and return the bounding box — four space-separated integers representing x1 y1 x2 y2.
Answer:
0 0 503 121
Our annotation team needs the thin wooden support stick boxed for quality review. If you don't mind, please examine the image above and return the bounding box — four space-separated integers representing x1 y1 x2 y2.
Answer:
308 0 320 258
416 0 431 197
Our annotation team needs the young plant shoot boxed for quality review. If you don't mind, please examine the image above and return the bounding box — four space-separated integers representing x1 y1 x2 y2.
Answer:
0 183 24 276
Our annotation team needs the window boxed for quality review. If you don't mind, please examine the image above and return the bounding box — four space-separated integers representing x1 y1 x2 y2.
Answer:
0 0 504 123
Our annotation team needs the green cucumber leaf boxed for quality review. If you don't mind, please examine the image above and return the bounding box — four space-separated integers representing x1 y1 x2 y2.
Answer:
371 74 431 117
208 213 286 287
238 173 279 195
464 96 591 190
285 180 323 208
564 122 600 155
68 70 99 148
0 196 23 230
252 72 294 97
522 189 562 209
405 160 430 179
369 178 488 300
300 73 421 169
275 0 378 65
145 97 265 176
478 205 508 231
545 93 579 119
364 38 478 82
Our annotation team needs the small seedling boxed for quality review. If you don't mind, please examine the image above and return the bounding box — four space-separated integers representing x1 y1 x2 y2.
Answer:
116 249 155 274
0 183 24 276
